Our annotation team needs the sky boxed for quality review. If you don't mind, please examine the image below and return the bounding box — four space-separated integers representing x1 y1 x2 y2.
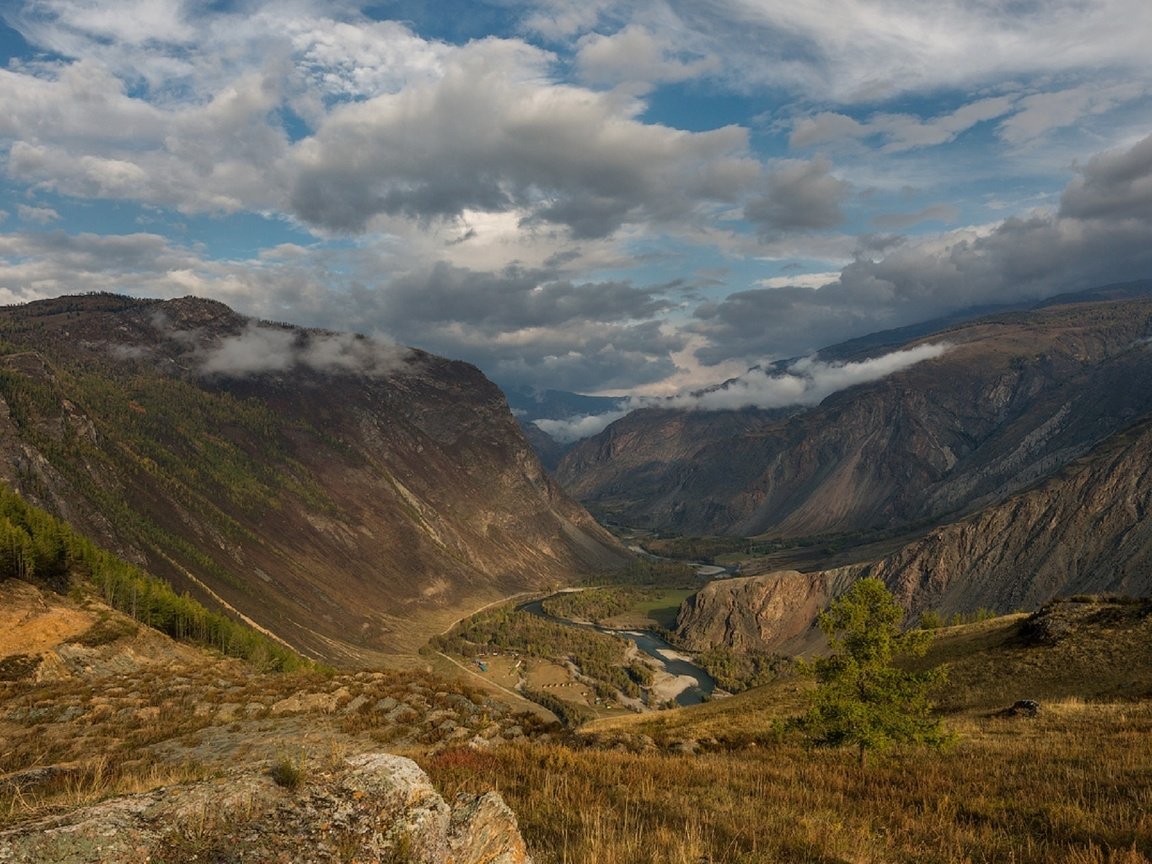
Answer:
1 0 1151 400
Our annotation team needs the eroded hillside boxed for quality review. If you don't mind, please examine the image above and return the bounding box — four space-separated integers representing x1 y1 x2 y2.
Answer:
673 413 1152 655
0 294 625 663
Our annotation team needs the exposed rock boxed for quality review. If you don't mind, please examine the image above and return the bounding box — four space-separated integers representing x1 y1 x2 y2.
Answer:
674 569 856 654
0 752 532 864
868 419 1152 620
448 791 533 864
676 416 1152 655
270 690 345 716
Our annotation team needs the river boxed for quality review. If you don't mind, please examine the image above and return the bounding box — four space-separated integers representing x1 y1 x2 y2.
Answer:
515 596 717 706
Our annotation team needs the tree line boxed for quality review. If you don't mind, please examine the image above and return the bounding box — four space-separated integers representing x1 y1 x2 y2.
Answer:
0 483 307 672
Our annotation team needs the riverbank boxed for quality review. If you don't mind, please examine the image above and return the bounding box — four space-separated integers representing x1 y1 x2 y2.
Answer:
516 595 717 706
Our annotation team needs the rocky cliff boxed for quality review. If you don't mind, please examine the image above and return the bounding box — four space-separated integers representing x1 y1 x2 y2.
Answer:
868 416 1152 617
673 414 1152 654
558 284 1152 538
0 294 626 663
672 568 856 654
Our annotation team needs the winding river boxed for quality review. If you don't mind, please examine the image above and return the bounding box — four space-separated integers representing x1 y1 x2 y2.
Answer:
515 596 717 706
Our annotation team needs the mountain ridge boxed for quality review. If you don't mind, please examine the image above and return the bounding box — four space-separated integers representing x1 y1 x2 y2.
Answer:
0 293 626 664
672 410 1152 654
557 284 1152 538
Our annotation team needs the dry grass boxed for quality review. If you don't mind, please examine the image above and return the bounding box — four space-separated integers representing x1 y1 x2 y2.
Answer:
0 661 545 829
420 601 1152 863
424 700 1152 864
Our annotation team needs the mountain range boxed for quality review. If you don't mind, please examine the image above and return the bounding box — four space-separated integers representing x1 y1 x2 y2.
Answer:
557 281 1152 540
537 282 1152 653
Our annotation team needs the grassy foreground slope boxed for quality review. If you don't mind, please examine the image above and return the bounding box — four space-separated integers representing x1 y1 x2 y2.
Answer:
423 598 1152 864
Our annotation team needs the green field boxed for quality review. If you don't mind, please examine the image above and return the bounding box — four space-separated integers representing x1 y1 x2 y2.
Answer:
595 587 696 629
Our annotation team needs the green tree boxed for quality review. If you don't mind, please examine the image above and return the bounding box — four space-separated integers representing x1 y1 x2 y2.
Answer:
799 578 949 767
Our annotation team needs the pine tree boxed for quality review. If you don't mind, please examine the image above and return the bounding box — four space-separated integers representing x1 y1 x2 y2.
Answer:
799 578 950 767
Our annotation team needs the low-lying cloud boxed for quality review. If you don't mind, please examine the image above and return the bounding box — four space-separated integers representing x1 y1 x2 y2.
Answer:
539 343 950 442
533 410 632 443
197 322 413 378
665 343 950 412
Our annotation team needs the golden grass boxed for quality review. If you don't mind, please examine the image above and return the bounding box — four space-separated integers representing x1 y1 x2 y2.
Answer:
424 700 1152 864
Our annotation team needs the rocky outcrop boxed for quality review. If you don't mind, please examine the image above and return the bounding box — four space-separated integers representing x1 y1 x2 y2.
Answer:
0 294 626 663
0 752 531 864
673 569 857 655
558 286 1152 538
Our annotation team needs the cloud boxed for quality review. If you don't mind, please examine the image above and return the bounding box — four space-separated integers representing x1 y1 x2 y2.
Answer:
0 60 288 214
790 97 1018 154
628 0 1152 102
197 322 412 378
16 204 61 224
575 25 717 91
665 343 950 411
693 132 1152 366
537 342 951 440
997 81 1147 146
0 1 1148 402
288 38 756 236
378 261 675 330
744 157 851 234
0 8 755 240
789 112 867 148
1059 133 1152 222
517 0 617 39
533 410 632 442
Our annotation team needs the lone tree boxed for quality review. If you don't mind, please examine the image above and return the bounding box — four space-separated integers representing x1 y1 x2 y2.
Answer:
799 577 949 766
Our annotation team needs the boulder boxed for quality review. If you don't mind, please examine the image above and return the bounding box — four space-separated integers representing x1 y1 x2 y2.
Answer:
0 752 532 864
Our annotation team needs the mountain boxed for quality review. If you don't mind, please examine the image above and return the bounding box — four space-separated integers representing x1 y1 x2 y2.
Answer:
557 282 1152 538
0 294 625 664
672 411 1152 655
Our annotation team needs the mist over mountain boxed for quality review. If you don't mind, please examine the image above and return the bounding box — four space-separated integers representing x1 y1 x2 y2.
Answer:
557 282 1152 538
0 294 625 664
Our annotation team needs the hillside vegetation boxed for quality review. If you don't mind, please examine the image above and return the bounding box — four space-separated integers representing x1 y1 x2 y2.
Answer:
0 483 304 671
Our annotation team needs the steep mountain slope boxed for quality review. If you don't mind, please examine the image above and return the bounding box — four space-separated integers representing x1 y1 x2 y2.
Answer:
558 283 1152 537
673 413 1152 653
0 294 625 663
869 415 1152 616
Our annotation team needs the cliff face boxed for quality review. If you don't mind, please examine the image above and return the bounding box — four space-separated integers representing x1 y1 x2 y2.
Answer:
673 416 1152 654
0 294 625 663
558 286 1152 538
672 569 857 655
868 418 1152 617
